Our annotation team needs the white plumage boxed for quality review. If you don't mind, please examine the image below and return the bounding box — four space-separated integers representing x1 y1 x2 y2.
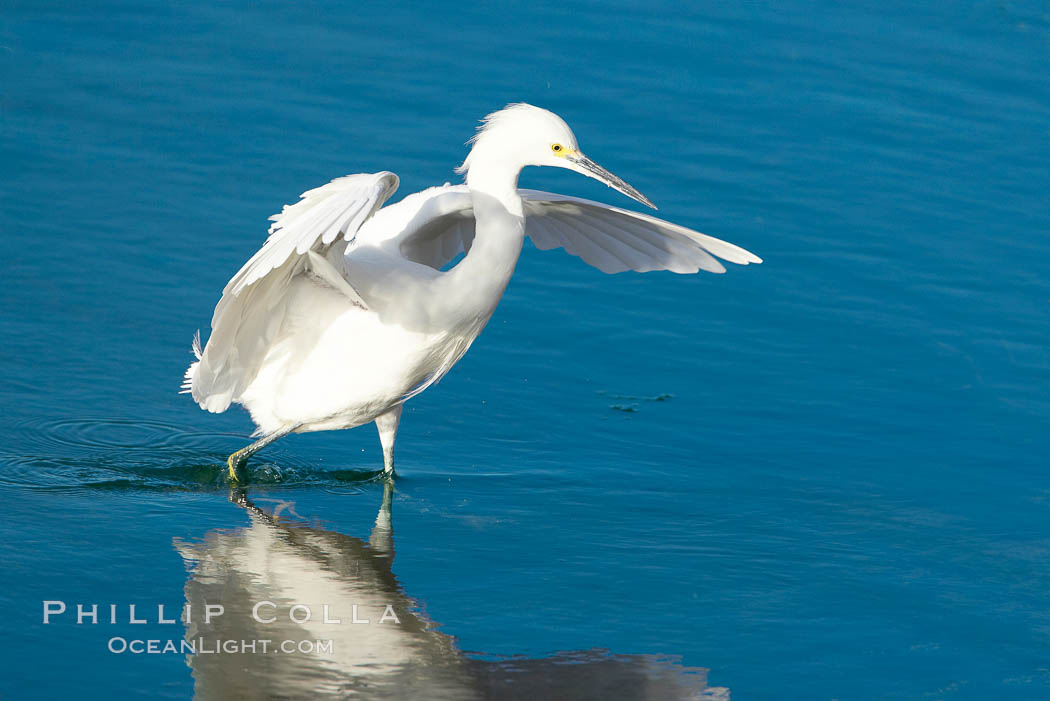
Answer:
184 104 761 479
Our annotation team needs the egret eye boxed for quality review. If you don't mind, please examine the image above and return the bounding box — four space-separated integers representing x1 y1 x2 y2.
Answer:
551 143 563 153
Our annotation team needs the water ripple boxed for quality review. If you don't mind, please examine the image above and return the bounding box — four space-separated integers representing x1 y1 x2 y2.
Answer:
0 416 380 493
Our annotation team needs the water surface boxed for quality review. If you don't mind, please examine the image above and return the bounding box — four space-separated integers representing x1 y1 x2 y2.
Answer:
2 1 1050 698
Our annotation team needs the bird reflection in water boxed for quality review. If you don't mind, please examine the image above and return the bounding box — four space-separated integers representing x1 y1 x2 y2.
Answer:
174 485 727 700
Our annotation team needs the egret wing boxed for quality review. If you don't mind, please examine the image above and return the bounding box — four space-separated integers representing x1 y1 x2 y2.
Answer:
520 189 761 274
184 171 399 413
228 172 400 294
356 184 475 270
376 186 761 276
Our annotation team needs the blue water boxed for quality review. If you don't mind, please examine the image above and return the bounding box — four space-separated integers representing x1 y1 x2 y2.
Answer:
3 0 1050 698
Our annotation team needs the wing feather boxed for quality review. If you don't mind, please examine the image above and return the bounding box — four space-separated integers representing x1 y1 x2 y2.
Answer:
583 207 725 273
229 174 396 296
186 171 399 412
558 209 675 272
520 189 761 274
549 211 633 273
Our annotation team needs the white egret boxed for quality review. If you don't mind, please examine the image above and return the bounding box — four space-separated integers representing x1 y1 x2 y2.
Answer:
182 103 761 481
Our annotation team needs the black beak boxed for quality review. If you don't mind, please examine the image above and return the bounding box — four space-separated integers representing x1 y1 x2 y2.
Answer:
569 154 657 209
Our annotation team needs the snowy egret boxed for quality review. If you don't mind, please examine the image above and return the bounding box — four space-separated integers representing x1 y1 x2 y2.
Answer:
183 103 761 481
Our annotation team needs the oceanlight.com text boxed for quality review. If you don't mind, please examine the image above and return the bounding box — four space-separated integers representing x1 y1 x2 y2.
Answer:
107 637 335 655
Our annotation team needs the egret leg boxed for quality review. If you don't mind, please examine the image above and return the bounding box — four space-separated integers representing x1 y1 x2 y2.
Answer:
226 424 301 482
375 405 403 476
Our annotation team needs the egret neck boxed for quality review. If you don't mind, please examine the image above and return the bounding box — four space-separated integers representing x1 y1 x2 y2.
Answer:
439 157 526 326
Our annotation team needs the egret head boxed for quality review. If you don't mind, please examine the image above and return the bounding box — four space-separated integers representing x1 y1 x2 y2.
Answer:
457 103 656 209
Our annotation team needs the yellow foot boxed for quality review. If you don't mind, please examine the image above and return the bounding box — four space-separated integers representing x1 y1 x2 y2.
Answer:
227 452 244 482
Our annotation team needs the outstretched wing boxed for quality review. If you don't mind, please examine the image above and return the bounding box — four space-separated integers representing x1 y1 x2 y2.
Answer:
384 187 761 275
228 171 400 295
519 190 762 274
184 171 399 413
